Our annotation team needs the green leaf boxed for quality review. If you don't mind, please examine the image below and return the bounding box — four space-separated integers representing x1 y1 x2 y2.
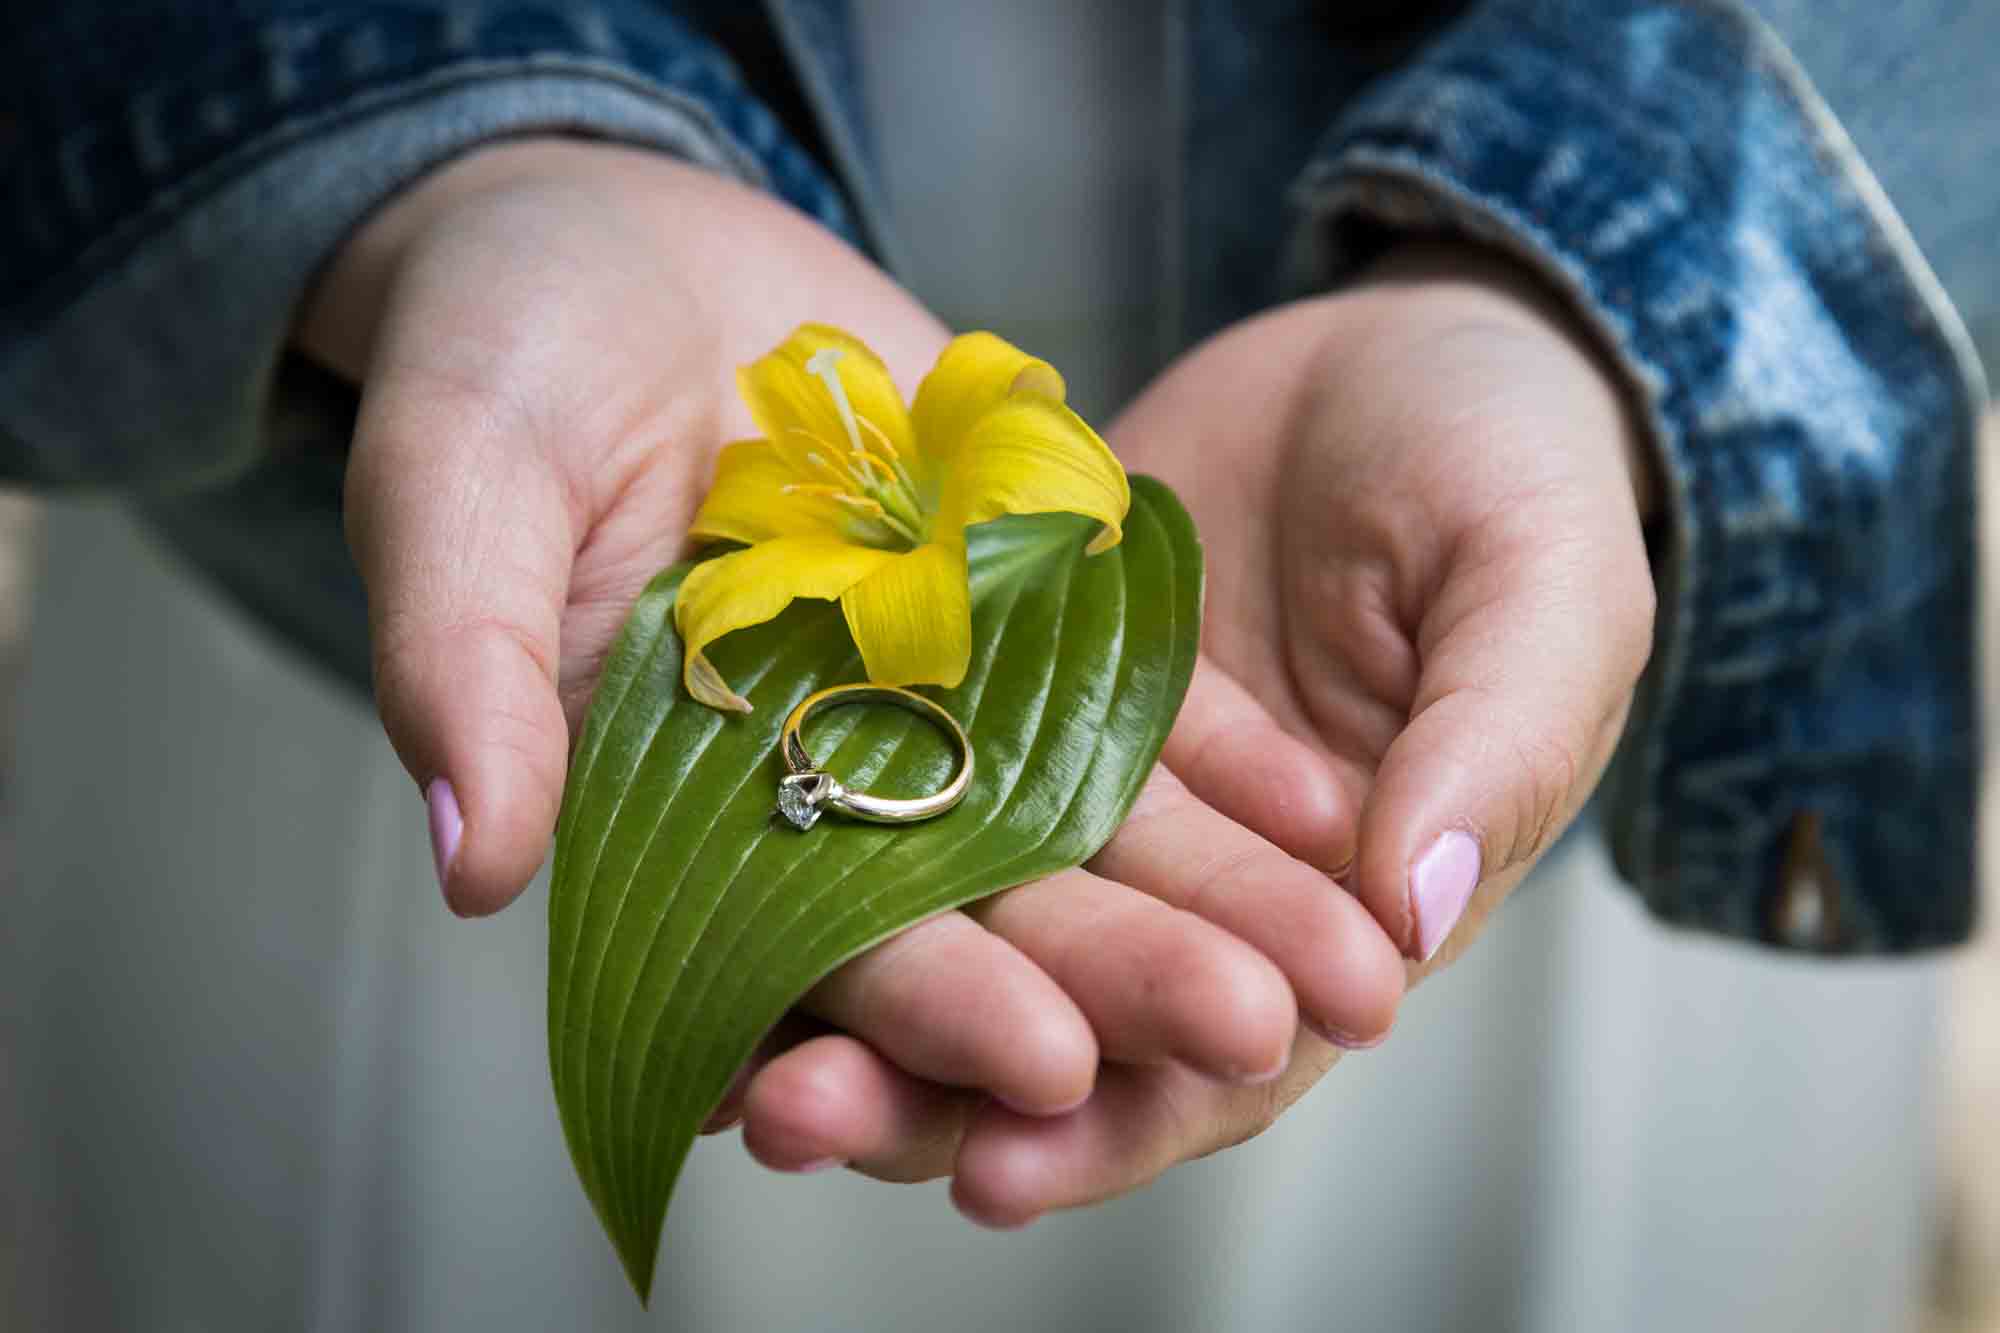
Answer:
547 476 1202 1301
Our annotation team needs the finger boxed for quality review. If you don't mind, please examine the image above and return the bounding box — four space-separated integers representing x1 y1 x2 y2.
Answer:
1162 656 1354 873
966 868 1296 1083
1090 767 1405 1049
1353 533 1653 962
346 362 579 917
801 910 1098 1115
700 1012 825 1135
950 1033 1345 1228
741 1033 975 1182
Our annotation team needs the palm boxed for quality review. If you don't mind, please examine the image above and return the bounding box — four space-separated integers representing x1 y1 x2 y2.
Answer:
1111 257 1656 965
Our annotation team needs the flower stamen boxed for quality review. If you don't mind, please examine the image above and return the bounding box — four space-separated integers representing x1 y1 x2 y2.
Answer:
857 413 925 512
779 484 922 548
793 347 928 545
831 494 885 518
855 414 900 461
789 434 873 496
870 506 925 547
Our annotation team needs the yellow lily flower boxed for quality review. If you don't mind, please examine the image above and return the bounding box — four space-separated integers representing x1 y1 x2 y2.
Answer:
675 324 1131 713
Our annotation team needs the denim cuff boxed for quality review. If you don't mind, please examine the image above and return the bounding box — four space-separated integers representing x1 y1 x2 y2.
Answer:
1288 0 1985 952
0 6 856 492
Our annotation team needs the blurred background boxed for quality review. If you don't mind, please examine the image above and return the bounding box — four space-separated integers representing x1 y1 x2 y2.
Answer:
1930 408 2000 1333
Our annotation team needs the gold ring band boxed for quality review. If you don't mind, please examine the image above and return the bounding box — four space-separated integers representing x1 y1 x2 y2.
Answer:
776 685 973 829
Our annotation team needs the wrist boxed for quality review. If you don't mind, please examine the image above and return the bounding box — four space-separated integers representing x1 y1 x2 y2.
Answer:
291 137 769 383
1356 239 1661 523
292 136 586 380
292 134 929 397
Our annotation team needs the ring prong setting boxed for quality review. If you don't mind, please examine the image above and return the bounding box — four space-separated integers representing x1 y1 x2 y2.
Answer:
777 771 842 831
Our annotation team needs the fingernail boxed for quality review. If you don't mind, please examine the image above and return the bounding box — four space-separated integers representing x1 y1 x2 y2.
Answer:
1303 1016 1387 1051
701 1061 760 1135
794 1156 845 1174
1227 1053 1289 1086
426 777 463 895
1411 830 1481 962
996 1089 1091 1117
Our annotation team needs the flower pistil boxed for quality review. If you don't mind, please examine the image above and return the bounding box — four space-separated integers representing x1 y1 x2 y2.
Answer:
779 348 927 548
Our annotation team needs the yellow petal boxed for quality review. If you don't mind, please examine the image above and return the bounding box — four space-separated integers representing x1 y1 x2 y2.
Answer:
839 542 972 688
737 324 915 467
674 538 897 711
936 394 1130 554
688 439 850 546
909 332 1066 479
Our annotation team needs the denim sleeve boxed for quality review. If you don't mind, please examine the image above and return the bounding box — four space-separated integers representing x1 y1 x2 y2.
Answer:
0 2 856 492
1287 0 1988 953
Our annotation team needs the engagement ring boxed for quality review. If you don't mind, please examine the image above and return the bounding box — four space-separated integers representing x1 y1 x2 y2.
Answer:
776 684 973 830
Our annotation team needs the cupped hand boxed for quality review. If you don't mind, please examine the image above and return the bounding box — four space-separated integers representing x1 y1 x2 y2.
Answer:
736 242 1659 1225
295 141 1405 1172
1132 242 1659 968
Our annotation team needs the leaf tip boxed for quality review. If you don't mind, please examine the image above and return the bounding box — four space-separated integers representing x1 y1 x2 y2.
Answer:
615 1229 659 1307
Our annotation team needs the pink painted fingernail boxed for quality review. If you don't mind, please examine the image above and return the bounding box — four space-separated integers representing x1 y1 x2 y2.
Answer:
794 1156 845 1174
426 777 463 895
1410 830 1481 962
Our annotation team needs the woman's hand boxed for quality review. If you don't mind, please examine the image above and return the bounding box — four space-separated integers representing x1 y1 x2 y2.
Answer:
297 139 947 915
1129 243 1659 970
737 242 1659 1226
296 140 1405 1158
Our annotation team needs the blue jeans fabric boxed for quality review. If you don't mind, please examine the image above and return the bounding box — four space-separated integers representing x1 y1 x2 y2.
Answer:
0 0 1990 953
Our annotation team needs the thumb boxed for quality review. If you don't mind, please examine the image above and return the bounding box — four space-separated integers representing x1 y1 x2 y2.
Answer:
1350 538 1653 962
345 369 578 917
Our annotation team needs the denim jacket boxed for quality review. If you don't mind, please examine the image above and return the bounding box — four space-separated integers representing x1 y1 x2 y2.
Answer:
1 0 1990 954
